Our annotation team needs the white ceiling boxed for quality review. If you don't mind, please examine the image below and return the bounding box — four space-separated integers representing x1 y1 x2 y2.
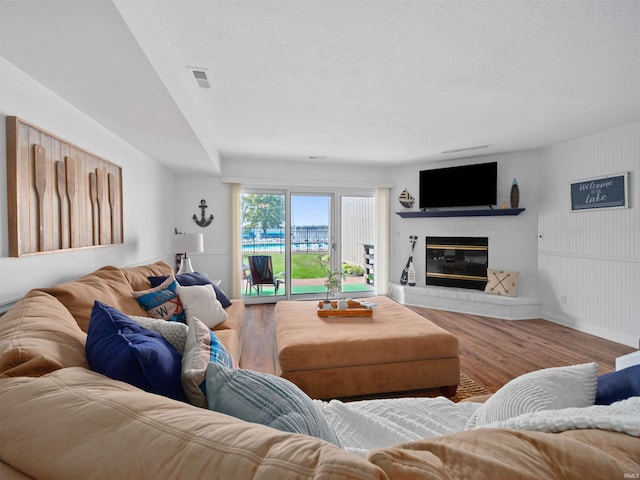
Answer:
1 0 639 175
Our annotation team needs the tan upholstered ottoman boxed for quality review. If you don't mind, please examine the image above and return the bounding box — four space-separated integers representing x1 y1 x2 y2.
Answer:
274 296 459 399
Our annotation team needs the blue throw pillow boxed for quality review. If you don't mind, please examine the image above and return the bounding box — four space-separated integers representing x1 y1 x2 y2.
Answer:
149 272 232 309
206 362 341 446
86 301 186 402
133 276 185 323
595 365 640 405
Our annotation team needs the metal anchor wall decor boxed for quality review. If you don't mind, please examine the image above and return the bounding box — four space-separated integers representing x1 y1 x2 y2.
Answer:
193 199 214 228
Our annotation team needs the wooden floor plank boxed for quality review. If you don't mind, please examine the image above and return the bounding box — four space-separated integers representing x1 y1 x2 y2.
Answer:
239 302 635 393
239 304 276 374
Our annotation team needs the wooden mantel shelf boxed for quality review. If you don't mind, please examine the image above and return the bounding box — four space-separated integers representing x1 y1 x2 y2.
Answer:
396 208 525 218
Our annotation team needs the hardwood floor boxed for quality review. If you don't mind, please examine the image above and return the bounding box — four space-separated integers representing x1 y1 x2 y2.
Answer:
239 302 635 393
239 304 278 374
404 306 635 392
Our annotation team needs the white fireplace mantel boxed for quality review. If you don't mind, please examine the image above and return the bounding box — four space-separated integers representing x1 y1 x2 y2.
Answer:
390 283 541 320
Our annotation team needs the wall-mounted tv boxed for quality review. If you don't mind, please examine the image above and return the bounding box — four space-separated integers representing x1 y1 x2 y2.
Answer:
419 162 497 209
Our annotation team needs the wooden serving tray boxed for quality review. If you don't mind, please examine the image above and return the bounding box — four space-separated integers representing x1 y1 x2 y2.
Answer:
317 300 373 317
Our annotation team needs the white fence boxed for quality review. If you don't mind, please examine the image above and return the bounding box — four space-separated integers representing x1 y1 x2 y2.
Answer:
341 196 375 266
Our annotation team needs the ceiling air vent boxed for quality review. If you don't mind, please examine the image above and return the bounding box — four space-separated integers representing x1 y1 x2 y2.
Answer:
188 67 211 89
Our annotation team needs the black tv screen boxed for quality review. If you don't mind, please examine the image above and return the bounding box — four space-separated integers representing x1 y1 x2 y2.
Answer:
419 162 497 209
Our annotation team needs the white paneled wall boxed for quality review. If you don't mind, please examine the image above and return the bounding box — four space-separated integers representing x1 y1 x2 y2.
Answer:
537 122 639 347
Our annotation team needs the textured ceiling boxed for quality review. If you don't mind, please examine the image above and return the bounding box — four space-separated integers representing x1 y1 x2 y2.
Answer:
2 0 639 174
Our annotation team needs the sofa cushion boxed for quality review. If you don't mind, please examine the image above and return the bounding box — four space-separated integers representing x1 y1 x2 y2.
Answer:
133 276 185 323
149 272 232 308
36 265 147 332
0 290 88 377
128 315 188 355
211 300 245 333
206 362 341 446
121 260 173 291
86 301 186 402
178 284 228 328
182 317 234 408
0 368 384 480
368 428 639 480
595 365 640 405
466 363 599 428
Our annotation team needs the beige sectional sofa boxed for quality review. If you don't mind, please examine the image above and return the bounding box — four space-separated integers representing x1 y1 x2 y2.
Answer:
1 262 638 479
0 261 387 479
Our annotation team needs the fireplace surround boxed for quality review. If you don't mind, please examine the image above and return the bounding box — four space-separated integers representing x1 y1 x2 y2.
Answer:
426 237 488 290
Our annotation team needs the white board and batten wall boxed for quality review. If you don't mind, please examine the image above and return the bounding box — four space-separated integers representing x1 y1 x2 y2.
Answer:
537 122 639 348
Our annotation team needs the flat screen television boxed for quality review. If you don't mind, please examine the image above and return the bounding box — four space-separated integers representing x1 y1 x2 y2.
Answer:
419 162 497 209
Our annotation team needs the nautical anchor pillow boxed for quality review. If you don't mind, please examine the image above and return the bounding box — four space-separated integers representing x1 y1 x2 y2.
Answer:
133 276 185 322
485 268 520 297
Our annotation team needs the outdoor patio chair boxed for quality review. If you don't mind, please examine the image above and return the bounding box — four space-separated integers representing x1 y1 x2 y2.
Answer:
247 255 284 295
242 263 252 294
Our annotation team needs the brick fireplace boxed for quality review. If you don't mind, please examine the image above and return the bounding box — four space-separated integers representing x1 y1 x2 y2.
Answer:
426 237 488 291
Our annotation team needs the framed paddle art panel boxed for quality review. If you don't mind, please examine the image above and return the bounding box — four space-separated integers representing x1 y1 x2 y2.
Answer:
570 172 629 212
6 116 123 256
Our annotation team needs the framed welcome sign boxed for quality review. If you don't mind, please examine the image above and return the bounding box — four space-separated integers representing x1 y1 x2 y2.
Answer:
570 172 629 212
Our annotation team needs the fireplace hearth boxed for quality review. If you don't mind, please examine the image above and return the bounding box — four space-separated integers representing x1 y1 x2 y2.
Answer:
426 237 488 290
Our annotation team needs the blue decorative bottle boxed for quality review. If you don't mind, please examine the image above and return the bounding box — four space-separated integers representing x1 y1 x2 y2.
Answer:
510 178 520 209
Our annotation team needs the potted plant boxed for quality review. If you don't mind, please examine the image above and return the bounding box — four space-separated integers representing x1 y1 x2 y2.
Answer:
319 255 344 307
342 262 365 277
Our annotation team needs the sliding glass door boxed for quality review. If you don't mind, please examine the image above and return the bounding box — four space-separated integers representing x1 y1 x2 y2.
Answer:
241 192 287 300
290 194 333 297
241 189 375 303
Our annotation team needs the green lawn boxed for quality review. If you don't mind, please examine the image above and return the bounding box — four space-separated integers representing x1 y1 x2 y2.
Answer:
243 253 372 297
244 253 326 278
243 283 369 297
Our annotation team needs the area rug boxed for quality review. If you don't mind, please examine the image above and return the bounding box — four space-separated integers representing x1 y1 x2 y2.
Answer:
449 372 492 402
340 372 491 403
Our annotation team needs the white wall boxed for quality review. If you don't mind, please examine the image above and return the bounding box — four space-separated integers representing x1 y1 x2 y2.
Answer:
173 175 233 290
537 122 639 347
221 157 393 189
0 57 175 307
390 152 540 297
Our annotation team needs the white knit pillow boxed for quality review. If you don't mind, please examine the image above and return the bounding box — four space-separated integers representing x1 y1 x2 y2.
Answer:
177 284 228 329
128 315 188 355
466 362 599 429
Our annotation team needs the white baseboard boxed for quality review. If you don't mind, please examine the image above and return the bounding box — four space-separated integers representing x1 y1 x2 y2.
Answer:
541 310 638 348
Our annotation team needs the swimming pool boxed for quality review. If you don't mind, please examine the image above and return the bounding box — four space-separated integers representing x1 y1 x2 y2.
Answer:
242 242 329 253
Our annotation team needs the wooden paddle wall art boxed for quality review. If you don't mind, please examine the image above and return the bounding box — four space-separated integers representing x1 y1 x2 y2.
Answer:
6 116 123 256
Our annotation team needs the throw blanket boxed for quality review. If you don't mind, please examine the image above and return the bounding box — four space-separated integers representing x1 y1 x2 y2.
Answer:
318 396 640 456
315 397 480 457
481 396 640 436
